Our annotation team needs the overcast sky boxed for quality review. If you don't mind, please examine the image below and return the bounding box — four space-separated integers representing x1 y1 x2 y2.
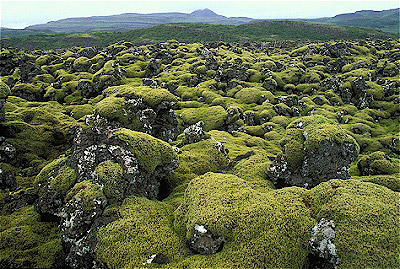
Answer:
1 0 399 29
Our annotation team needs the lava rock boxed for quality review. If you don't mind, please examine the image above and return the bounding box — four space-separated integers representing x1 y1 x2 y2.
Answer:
266 116 359 188
35 121 178 268
308 218 340 269
189 224 224 255
183 121 207 145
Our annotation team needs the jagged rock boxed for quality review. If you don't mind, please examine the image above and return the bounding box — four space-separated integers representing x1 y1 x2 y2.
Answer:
78 47 98 59
0 99 5 123
111 91 179 142
215 61 249 83
145 253 170 264
189 224 224 255
0 136 16 164
77 80 97 98
196 47 218 70
308 219 340 269
35 123 178 268
145 58 161 78
243 111 257 126
275 95 298 107
336 76 373 109
266 116 359 188
0 166 16 191
210 136 230 162
183 121 207 145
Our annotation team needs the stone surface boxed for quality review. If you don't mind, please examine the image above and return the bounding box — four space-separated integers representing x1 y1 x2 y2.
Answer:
189 224 225 255
308 218 340 269
183 121 207 145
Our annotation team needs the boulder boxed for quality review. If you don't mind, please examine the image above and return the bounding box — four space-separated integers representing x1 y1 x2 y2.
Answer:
35 123 178 268
267 115 359 188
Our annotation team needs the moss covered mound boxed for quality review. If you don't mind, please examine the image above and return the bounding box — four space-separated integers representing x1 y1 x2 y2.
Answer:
0 206 63 268
96 196 189 268
173 172 315 268
267 115 360 188
115 128 176 175
309 179 400 268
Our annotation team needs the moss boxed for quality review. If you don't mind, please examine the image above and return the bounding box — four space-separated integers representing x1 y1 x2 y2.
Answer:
234 87 263 104
94 97 128 123
65 104 94 120
243 125 265 137
0 81 11 99
269 115 292 128
35 55 51 66
358 151 398 175
285 139 305 169
95 161 125 204
0 206 62 268
103 85 177 108
43 86 66 102
115 128 176 175
168 138 229 189
178 106 227 132
286 115 358 153
173 172 315 268
232 154 275 190
49 164 76 196
3 97 81 164
209 130 279 160
310 179 400 268
73 56 91 69
96 196 189 268
65 180 106 211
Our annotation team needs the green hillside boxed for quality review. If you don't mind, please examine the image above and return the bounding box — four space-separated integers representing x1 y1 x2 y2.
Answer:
1 21 396 50
303 8 399 34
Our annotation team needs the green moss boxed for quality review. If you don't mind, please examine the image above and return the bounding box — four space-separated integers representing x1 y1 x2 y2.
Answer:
3 98 81 164
243 125 265 137
176 138 228 180
65 180 106 211
103 85 177 108
285 139 305 169
178 106 227 132
173 172 315 268
353 174 400 192
96 196 189 268
73 56 91 69
310 179 400 268
95 97 128 123
287 115 358 153
234 87 263 104
49 165 76 196
43 86 66 102
65 104 94 120
35 55 50 66
115 128 176 175
0 81 11 99
0 206 62 268
358 151 398 175
232 154 275 190
95 161 125 204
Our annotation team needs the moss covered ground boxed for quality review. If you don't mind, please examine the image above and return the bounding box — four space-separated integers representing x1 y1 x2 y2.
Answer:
0 38 399 268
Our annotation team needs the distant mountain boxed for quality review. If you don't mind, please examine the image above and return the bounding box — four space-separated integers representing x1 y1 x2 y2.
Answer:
301 8 399 34
24 9 255 33
2 20 395 50
0 27 54 38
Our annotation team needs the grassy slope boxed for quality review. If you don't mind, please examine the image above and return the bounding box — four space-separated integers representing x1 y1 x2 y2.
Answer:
303 8 399 34
1 20 396 50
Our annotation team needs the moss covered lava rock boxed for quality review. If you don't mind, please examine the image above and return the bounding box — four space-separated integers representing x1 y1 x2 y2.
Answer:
267 115 359 188
173 172 315 268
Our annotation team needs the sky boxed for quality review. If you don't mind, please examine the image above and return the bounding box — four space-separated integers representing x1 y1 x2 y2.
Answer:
0 0 399 29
